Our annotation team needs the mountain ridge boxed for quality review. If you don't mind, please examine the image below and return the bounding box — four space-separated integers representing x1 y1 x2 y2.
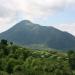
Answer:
0 20 75 50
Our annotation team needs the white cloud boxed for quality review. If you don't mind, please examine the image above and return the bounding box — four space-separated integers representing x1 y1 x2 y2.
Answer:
0 0 75 20
0 0 75 33
10 0 75 19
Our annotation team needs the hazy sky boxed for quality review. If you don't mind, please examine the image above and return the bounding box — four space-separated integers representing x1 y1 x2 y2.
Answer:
0 0 75 35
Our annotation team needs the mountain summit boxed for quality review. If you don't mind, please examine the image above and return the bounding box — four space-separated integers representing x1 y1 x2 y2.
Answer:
0 20 75 50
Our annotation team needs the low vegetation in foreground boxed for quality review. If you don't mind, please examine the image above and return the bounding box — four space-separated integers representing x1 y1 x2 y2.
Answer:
0 39 75 75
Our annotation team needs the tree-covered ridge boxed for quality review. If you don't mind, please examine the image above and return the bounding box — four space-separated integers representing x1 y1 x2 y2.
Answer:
0 39 75 75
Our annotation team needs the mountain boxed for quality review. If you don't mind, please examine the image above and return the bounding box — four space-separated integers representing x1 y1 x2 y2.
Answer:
0 20 75 50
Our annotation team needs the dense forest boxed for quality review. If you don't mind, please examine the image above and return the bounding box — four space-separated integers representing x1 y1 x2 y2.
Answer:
0 39 75 75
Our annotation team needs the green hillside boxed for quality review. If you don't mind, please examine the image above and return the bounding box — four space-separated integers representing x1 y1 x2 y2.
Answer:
0 39 75 75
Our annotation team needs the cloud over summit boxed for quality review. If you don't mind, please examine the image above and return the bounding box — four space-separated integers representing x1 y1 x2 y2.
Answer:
0 0 75 21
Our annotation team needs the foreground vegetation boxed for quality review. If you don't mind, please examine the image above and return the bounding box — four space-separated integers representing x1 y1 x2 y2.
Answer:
0 39 75 75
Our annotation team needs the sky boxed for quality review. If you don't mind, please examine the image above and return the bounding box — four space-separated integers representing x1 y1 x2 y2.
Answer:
0 0 75 36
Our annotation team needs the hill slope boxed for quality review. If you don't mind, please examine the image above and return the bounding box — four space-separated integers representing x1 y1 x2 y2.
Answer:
0 20 75 50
